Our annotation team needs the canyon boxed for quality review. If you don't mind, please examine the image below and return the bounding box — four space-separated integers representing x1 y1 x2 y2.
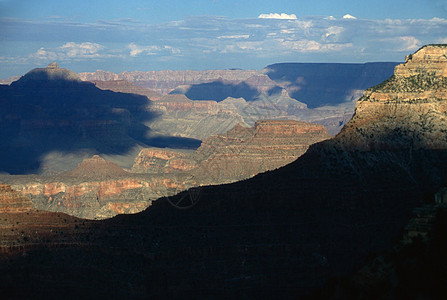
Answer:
133 119 331 185
0 45 445 298
1 120 331 218
80 62 397 136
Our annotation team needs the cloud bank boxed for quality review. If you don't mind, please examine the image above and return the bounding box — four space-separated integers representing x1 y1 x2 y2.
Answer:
258 13 298 20
0 15 446 76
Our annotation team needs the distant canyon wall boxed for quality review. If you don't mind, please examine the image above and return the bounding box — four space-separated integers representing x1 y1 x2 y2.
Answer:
79 69 261 95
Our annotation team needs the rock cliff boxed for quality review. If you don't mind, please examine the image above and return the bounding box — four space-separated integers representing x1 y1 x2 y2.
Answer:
0 156 194 219
0 184 33 213
337 44 447 151
79 69 261 95
133 119 331 184
192 119 331 183
131 148 197 173
91 80 162 100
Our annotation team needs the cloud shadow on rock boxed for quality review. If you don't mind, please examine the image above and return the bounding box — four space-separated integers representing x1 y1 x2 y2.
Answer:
264 62 399 108
0 68 200 174
172 80 259 102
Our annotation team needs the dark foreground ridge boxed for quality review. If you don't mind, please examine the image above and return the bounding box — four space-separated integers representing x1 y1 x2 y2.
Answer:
0 46 446 298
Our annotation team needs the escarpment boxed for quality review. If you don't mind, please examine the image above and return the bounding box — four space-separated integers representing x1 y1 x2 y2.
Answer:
337 45 447 151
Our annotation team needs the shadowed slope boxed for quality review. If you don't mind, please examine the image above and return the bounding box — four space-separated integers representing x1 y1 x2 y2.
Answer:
0 63 200 174
264 62 399 108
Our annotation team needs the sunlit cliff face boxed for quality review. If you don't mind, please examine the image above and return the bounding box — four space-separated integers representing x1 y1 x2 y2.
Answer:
337 45 447 151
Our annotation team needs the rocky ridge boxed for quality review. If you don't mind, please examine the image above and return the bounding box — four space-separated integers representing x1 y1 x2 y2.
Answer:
79 69 261 95
91 80 162 100
336 44 447 151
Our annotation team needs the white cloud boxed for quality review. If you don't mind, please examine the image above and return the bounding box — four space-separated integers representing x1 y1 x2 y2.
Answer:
60 42 104 58
323 26 345 42
217 35 250 39
258 13 297 20
127 43 159 56
278 39 353 52
280 29 295 34
30 42 110 61
397 36 420 51
342 14 357 19
1 15 447 77
127 43 181 57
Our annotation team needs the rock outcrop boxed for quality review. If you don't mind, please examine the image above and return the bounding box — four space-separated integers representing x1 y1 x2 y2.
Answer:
0 184 33 213
337 44 447 151
131 148 197 173
192 120 331 183
0 156 195 219
133 119 331 184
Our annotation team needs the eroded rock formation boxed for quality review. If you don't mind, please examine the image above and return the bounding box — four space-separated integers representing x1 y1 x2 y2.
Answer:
192 119 331 183
79 69 261 95
337 44 447 151
1 156 194 219
0 184 33 213
133 119 331 184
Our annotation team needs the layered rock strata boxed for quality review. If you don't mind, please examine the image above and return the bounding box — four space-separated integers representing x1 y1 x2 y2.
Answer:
0 184 33 213
79 69 260 95
133 119 331 184
1 156 194 219
91 80 162 100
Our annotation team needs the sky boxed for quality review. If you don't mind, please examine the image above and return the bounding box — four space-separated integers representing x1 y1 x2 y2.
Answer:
0 0 447 78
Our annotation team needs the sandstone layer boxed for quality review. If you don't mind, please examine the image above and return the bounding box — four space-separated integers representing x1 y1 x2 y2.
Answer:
191 119 331 183
133 119 331 184
337 44 447 151
0 156 195 219
0 184 33 213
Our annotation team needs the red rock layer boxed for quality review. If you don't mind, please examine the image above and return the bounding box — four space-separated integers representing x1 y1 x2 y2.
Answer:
132 119 331 184
0 184 33 213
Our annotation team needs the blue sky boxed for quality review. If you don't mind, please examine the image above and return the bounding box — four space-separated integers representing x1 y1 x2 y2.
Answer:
1 0 446 78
